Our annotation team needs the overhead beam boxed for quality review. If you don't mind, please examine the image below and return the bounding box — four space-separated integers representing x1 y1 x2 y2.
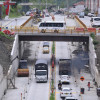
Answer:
18 35 89 43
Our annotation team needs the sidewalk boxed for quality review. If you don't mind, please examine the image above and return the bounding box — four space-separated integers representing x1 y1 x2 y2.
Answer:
0 16 30 28
78 70 98 100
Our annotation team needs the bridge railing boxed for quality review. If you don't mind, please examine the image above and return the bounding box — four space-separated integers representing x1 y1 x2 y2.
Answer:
1 26 100 35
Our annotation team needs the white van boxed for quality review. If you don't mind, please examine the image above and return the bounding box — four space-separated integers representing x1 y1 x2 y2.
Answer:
39 21 66 33
90 17 100 28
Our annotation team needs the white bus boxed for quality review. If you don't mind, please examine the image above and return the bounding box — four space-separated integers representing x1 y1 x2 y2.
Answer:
39 21 66 33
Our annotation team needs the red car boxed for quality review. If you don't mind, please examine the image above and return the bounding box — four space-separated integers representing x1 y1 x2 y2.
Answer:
3 30 14 35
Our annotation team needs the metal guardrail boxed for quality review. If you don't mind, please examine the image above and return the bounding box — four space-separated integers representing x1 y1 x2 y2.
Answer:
1 26 99 35
75 16 87 29
8 27 98 35
20 16 33 28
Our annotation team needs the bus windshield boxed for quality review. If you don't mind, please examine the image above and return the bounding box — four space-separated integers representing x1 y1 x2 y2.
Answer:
39 22 64 27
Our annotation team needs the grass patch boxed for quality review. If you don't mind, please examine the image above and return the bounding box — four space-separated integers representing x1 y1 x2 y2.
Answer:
52 42 55 54
90 33 99 46
50 93 55 100
0 31 14 40
90 33 95 40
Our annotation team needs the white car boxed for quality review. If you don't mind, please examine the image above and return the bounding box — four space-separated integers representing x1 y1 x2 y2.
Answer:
60 87 72 98
88 13 96 17
90 17 100 28
60 75 70 84
65 96 78 100
26 11 31 16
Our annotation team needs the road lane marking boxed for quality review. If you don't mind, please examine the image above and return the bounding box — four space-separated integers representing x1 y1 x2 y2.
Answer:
55 42 56 100
48 42 53 100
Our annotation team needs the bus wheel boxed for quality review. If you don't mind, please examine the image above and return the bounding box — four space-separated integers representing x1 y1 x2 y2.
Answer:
54 30 58 33
41 29 45 33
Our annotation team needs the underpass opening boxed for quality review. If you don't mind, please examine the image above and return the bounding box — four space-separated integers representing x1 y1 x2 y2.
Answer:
18 35 89 58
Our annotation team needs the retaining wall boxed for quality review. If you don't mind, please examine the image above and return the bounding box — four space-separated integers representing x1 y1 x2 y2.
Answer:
0 65 7 100
89 37 100 86
0 34 25 100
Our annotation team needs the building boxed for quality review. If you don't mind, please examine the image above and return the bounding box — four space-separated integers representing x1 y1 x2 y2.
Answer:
85 0 100 13
69 1 85 13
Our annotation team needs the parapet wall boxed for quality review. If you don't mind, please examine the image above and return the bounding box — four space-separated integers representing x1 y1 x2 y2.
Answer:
0 65 7 100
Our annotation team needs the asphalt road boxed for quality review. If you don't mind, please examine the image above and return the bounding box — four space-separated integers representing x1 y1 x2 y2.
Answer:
26 41 52 100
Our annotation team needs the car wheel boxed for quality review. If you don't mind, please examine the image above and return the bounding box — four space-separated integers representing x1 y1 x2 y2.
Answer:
41 29 45 33
54 30 58 33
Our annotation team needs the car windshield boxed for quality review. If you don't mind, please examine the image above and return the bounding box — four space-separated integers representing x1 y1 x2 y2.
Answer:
62 88 70 91
94 18 100 21
44 47 48 50
66 99 77 100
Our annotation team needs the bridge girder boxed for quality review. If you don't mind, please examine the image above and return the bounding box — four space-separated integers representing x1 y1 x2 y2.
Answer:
18 35 89 43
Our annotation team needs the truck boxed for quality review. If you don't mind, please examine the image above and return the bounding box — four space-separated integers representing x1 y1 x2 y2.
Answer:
35 59 48 82
97 87 100 97
59 59 71 75
17 60 29 77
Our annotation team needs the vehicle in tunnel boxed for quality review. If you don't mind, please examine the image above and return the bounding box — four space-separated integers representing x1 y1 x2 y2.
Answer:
43 46 49 54
17 60 29 77
60 75 70 84
60 87 72 98
65 96 78 100
35 59 48 82
59 59 71 75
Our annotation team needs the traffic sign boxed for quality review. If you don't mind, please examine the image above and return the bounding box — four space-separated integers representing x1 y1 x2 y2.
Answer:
80 76 84 81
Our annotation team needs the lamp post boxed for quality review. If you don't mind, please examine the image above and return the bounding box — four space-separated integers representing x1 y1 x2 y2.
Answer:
46 0 47 9
15 18 17 27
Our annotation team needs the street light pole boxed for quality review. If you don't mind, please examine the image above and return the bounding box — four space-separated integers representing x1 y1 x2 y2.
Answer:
46 0 47 9
67 0 69 12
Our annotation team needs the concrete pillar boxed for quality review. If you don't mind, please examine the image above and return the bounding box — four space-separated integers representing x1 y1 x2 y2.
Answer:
90 0 91 11
97 0 99 8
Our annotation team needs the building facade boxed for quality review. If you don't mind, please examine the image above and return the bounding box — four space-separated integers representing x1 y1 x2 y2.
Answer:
85 0 100 13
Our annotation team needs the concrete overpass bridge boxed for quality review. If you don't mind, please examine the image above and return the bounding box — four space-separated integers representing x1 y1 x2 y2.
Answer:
18 33 89 43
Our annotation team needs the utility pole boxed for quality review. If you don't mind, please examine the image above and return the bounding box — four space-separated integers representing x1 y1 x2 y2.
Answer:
67 0 69 11
46 0 47 9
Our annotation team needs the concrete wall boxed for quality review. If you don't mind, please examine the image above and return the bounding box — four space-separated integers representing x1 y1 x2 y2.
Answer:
89 37 100 86
11 34 19 76
0 34 26 100
0 65 7 100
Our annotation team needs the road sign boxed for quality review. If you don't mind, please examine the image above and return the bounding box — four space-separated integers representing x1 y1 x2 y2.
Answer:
80 76 84 81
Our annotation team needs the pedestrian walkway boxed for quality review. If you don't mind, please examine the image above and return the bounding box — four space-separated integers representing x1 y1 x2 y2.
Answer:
0 16 30 28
